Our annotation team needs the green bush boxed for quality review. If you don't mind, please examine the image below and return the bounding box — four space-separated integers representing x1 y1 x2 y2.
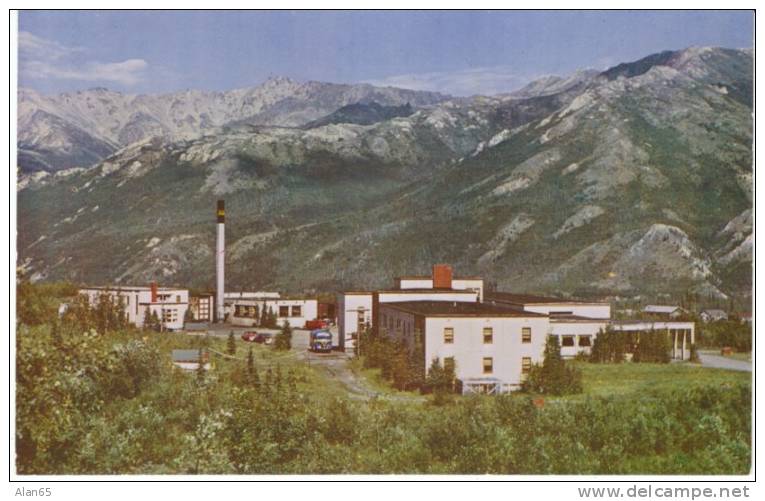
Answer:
274 321 292 351
522 335 583 396
590 327 629 363
699 320 752 351
633 330 671 363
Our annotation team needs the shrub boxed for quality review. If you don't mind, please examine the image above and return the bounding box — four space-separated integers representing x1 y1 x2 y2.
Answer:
590 327 629 363
274 321 292 351
523 335 582 395
633 330 671 363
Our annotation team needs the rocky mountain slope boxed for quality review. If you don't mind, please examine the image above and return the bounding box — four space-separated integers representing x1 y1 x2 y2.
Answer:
17 47 753 300
18 78 447 172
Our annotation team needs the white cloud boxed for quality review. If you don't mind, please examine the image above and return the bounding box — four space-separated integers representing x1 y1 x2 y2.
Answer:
365 66 535 97
19 31 83 60
23 58 149 86
19 31 148 87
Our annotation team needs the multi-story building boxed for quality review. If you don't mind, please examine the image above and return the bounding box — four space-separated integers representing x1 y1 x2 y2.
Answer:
338 264 484 350
78 283 189 331
380 301 549 394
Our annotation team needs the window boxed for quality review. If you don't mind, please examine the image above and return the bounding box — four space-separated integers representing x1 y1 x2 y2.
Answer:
482 357 493 374
521 357 532 374
548 311 573 317
176 295 181 303
291 305 302 317
483 327 493 344
279 306 289 317
579 336 592 347
162 309 177 323
444 357 456 373
443 327 454 344
522 327 532 343
562 336 575 347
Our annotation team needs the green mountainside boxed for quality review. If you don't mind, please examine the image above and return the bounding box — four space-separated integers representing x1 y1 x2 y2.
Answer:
18 47 753 301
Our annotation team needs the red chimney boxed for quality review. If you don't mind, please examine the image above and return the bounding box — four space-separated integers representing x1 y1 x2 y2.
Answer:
150 282 158 303
432 264 453 289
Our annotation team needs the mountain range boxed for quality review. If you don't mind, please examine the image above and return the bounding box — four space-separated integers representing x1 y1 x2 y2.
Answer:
17 46 753 301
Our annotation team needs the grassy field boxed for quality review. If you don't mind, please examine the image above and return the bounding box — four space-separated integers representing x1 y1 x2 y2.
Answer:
345 355 751 403
571 361 751 399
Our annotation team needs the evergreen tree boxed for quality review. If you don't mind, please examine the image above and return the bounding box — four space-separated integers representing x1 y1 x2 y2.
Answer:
227 331 236 355
150 310 162 332
246 347 255 375
286 368 297 393
390 347 410 390
195 349 206 384
252 366 261 390
142 308 152 331
523 335 582 396
590 327 627 363
274 320 292 350
426 357 455 404
260 305 268 327
252 304 260 325
633 329 671 363
271 307 278 328
184 307 194 325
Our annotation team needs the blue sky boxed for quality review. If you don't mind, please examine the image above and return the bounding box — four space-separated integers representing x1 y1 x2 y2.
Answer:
18 10 753 96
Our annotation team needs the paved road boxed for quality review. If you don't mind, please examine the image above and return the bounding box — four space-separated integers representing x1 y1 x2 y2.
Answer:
698 353 752 372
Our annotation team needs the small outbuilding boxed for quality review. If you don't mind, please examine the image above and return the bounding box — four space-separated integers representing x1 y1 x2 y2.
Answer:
643 305 687 319
172 349 210 371
700 309 728 323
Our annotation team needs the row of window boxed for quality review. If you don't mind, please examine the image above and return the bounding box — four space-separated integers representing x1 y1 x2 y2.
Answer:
443 327 532 344
161 309 178 323
560 335 592 347
446 356 532 375
234 305 303 318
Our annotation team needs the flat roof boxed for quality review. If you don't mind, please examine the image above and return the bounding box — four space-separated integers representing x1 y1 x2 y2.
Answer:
379 288 478 294
381 301 547 318
549 315 611 323
395 275 484 280
611 320 694 327
231 296 317 303
81 285 186 292
486 292 606 305
643 305 682 312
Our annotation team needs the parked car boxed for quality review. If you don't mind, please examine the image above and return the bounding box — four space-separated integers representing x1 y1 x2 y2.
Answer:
256 332 275 345
241 331 259 342
304 319 329 330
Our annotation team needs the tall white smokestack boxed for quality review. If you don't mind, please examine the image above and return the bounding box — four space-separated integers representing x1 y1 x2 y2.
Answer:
216 200 225 322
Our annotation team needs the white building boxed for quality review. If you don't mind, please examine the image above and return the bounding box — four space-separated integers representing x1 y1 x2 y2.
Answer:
700 309 728 323
486 292 611 358
78 283 189 331
229 296 318 329
380 301 549 394
643 305 687 318
337 265 483 351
